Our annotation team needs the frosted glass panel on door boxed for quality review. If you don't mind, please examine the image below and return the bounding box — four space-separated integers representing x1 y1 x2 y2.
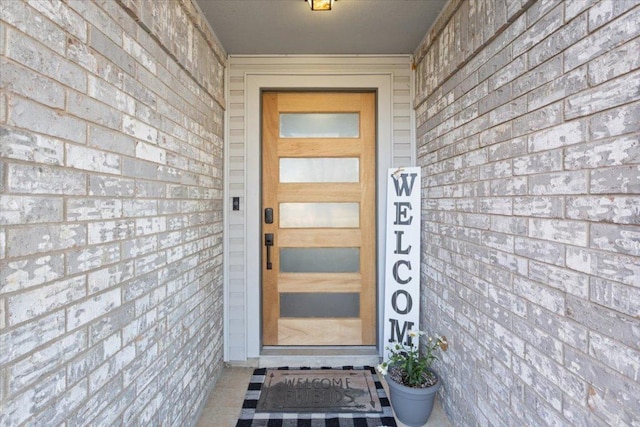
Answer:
280 158 359 183
280 293 360 318
280 203 359 228
280 248 360 273
280 113 359 138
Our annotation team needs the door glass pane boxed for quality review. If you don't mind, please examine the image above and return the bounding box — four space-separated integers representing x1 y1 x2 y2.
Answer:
280 113 359 138
280 293 360 318
280 203 359 228
280 158 359 183
280 248 359 273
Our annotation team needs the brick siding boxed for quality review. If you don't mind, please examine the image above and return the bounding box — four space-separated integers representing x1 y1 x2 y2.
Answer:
414 0 639 425
0 0 225 425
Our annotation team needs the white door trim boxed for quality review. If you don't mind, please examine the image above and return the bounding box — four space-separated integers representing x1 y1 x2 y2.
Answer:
245 73 393 358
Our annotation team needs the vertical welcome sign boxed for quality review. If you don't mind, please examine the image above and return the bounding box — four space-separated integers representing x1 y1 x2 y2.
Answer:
383 167 421 358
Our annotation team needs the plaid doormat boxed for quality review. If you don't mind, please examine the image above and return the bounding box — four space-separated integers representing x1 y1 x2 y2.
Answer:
236 366 397 427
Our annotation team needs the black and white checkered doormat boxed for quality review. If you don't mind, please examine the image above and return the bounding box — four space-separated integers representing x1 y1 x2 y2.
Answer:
236 366 397 427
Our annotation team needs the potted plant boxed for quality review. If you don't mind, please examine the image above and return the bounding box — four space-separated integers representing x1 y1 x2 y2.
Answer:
377 330 448 427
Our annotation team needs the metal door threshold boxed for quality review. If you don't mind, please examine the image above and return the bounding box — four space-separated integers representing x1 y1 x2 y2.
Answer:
259 346 380 368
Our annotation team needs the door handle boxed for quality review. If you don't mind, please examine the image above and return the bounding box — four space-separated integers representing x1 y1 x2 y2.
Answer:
265 233 274 270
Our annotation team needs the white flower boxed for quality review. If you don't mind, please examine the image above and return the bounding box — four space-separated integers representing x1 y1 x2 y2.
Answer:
408 329 425 338
376 363 388 376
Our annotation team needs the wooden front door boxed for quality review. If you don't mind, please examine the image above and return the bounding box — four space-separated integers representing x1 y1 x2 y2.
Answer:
261 91 376 346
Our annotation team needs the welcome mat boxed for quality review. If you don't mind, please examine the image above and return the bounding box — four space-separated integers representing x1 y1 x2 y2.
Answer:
258 368 381 413
236 366 397 427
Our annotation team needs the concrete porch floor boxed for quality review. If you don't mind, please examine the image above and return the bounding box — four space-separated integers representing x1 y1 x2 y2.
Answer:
196 366 452 427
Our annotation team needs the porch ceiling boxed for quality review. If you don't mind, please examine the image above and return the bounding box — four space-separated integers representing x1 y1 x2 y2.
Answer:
195 0 448 55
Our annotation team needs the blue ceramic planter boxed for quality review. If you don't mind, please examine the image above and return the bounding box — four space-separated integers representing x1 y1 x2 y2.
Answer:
385 370 441 427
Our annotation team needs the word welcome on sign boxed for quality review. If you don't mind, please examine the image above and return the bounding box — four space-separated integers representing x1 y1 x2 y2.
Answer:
383 167 420 358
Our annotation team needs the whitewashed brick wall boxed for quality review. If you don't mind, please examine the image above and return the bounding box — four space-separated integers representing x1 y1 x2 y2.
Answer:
415 0 639 425
0 0 226 425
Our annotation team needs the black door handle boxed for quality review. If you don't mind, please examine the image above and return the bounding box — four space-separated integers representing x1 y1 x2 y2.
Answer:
265 233 274 270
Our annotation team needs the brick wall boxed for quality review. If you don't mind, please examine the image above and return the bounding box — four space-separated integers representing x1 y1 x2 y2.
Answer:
414 0 639 425
0 0 226 425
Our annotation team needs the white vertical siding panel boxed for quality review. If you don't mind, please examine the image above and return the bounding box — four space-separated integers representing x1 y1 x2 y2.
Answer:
392 65 413 167
226 67 248 361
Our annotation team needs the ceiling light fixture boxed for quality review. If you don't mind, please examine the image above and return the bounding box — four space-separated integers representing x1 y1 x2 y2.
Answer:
306 0 335 11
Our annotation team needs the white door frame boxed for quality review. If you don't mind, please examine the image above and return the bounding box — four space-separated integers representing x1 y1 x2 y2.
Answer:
244 72 394 358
